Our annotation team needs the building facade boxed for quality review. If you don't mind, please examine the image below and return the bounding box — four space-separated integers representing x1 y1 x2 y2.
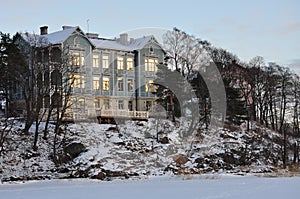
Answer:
12 26 165 121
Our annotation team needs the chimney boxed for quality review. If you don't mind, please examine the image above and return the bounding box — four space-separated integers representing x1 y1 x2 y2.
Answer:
119 33 128 45
62 25 73 30
40 26 48 35
86 33 99 39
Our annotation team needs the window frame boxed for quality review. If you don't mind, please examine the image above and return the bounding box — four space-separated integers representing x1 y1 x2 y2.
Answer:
93 54 99 68
145 79 155 92
117 56 124 70
70 74 85 88
145 58 158 72
93 76 100 90
127 79 134 92
118 77 124 91
127 57 134 71
103 99 110 109
118 100 124 110
103 76 110 91
102 55 109 69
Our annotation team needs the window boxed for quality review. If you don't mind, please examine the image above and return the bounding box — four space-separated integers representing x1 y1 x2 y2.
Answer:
127 58 133 70
145 80 155 92
72 53 80 66
78 98 85 110
118 77 124 91
94 98 101 108
103 99 110 109
117 57 124 70
93 76 100 90
128 79 134 92
70 74 85 88
93 54 99 67
128 101 133 111
145 58 158 72
70 53 85 66
74 37 80 45
146 101 152 111
118 100 124 110
102 55 109 69
149 46 154 54
51 92 61 108
103 77 110 91
81 55 85 66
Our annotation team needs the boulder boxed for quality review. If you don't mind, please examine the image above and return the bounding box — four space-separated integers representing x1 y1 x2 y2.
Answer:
159 137 169 144
173 154 189 165
91 172 106 180
63 142 86 159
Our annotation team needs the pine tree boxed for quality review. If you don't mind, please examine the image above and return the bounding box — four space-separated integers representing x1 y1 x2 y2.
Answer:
223 77 247 125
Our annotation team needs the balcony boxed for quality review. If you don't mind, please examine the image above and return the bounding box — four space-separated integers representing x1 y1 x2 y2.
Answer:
95 109 149 120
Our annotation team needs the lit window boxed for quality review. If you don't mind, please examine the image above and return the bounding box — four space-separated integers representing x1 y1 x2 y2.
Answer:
102 55 109 69
118 77 124 91
70 74 85 88
145 80 155 92
117 57 124 70
128 79 134 92
103 77 110 91
103 99 110 109
70 53 85 66
71 53 80 66
81 76 85 88
93 54 99 67
93 76 100 90
127 58 133 70
118 100 124 110
94 98 100 108
145 58 158 72
81 55 85 66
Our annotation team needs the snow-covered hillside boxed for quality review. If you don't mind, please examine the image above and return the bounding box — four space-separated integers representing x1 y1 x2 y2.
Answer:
0 117 299 182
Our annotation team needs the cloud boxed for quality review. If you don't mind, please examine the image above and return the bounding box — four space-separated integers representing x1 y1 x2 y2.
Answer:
274 20 300 35
287 21 300 31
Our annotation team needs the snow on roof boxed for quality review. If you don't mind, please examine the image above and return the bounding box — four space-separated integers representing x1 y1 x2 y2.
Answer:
90 38 131 51
20 26 80 46
20 26 158 51
91 35 155 52
128 35 153 51
43 26 78 44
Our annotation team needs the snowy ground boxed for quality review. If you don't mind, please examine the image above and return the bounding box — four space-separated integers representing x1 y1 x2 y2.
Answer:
1 117 299 181
0 175 299 199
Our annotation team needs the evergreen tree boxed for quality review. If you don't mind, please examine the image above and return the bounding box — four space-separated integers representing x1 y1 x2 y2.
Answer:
223 77 247 124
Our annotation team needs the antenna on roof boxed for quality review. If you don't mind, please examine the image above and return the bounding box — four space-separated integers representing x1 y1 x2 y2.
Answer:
87 19 90 33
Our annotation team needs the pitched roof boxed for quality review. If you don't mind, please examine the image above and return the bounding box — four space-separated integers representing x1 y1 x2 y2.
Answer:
43 26 78 44
90 38 130 51
20 26 95 47
19 26 161 52
91 35 158 52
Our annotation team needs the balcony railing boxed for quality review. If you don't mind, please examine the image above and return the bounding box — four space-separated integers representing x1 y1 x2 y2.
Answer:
96 109 149 120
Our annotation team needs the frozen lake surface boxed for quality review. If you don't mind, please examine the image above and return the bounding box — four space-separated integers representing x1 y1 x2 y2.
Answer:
0 175 299 199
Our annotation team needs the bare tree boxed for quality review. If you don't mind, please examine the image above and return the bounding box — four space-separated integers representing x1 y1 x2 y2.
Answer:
163 27 210 77
291 74 300 135
50 46 80 165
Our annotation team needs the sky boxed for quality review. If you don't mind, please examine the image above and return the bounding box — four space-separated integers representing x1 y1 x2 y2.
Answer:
0 0 299 74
